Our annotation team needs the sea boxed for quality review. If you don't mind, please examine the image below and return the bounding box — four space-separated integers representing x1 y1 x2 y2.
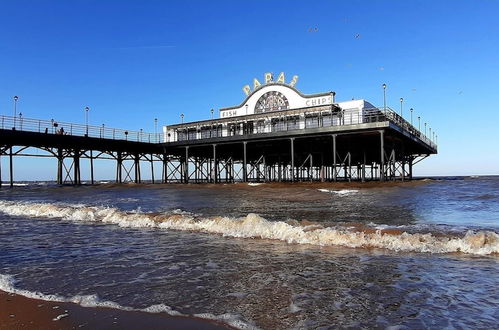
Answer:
0 177 498 329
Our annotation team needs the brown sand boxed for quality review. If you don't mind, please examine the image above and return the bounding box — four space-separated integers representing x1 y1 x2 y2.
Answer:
0 290 233 330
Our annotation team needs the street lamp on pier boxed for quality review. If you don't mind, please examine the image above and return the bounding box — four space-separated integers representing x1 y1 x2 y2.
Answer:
418 116 421 131
85 106 90 136
410 108 413 126
13 96 19 129
154 118 158 142
211 108 214 120
180 113 184 124
382 84 387 111
399 97 404 118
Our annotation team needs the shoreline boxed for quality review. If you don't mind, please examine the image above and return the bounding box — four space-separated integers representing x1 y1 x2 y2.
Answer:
0 289 233 330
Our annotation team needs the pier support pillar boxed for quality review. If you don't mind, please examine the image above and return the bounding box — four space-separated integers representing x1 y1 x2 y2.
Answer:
243 142 247 182
290 138 295 182
162 155 168 183
117 152 123 183
332 134 337 182
57 148 63 185
9 147 14 188
134 154 141 183
90 150 94 184
150 156 155 184
409 157 413 180
379 130 385 181
73 149 81 185
184 147 189 183
212 144 217 183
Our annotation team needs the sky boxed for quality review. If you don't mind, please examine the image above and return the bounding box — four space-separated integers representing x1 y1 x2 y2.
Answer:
1 0 498 180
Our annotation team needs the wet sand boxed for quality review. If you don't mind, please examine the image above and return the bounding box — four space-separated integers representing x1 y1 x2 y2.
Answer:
0 290 232 330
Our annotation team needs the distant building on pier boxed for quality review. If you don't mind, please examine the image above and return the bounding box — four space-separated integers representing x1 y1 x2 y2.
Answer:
162 73 437 183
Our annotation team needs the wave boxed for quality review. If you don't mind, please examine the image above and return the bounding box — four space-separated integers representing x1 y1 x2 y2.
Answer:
0 273 253 329
0 200 498 255
317 188 358 196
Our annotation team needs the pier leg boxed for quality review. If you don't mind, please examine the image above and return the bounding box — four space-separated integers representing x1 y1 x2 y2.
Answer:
212 144 217 183
362 151 366 182
309 153 313 182
9 147 13 188
150 156 155 184
379 130 385 181
409 157 413 180
290 138 295 182
0 153 2 188
57 148 63 185
332 134 337 182
90 150 94 184
74 150 81 185
134 154 141 183
162 155 168 183
184 147 189 183
117 152 123 183
243 142 247 182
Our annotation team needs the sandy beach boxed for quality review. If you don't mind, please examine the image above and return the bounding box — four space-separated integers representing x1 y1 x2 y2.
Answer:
0 289 231 330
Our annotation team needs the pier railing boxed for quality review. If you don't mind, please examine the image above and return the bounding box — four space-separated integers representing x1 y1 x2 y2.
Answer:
170 105 437 150
0 115 163 144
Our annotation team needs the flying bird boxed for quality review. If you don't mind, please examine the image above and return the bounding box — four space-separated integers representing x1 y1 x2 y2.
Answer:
355 34 361 38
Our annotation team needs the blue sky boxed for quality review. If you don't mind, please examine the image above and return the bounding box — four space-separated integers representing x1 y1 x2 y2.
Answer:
1 0 498 179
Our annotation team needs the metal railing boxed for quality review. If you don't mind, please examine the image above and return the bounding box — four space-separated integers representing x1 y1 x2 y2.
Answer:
172 106 437 150
0 115 163 144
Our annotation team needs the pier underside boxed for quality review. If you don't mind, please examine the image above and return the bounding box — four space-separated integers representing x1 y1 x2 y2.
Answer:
1 120 436 185
162 125 436 183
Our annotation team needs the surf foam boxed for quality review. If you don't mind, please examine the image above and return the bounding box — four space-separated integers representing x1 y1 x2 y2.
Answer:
0 273 254 329
0 200 498 255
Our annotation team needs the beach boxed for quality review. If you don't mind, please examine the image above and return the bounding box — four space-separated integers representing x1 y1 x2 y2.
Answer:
1 178 498 329
0 289 231 329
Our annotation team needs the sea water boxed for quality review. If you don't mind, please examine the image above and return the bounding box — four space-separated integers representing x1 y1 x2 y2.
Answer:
0 177 498 329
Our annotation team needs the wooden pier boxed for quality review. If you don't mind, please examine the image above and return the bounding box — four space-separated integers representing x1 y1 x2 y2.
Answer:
0 105 436 186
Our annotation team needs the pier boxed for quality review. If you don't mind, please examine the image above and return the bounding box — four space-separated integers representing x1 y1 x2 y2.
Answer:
0 115 164 186
0 78 437 186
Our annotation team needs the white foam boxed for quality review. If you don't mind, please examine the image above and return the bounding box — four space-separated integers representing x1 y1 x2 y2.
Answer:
248 183 264 186
0 200 498 255
317 189 358 196
0 273 251 329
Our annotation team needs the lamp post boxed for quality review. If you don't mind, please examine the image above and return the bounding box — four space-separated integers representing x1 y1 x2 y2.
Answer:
429 127 432 141
245 104 248 115
382 84 387 111
85 106 90 136
180 113 184 124
410 108 413 126
418 116 421 131
424 122 427 137
154 118 158 142
211 108 214 120
13 96 19 129
399 97 404 118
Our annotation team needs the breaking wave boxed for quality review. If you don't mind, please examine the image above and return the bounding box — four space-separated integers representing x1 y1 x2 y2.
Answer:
0 273 253 329
0 200 498 255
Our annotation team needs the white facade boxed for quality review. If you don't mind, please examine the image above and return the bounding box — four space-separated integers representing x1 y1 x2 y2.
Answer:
219 83 333 118
163 83 380 143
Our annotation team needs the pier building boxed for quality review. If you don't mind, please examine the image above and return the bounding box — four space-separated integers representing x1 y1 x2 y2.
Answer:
162 73 437 183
